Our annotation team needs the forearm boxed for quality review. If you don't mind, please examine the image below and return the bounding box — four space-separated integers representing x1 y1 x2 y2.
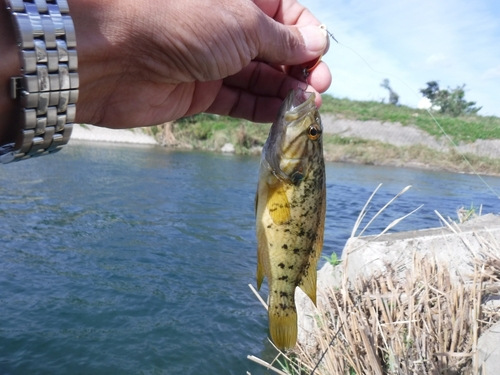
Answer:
0 5 21 145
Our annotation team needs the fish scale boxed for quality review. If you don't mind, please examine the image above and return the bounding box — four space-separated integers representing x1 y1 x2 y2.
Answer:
255 89 326 350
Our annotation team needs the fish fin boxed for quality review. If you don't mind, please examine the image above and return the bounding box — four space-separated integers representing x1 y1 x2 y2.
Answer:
254 187 259 218
256 180 268 290
268 307 297 350
256 255 265 290
299 182 326 306
299 269 317 306
267 185 290 225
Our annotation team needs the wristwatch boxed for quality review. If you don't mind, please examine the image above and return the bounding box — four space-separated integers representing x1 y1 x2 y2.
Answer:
0 0 78 164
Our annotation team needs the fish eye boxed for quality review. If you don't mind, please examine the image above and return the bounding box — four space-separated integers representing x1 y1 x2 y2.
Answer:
307 125 321 140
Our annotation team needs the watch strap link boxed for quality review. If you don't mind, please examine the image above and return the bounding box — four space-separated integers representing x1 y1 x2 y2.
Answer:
1 0 78 164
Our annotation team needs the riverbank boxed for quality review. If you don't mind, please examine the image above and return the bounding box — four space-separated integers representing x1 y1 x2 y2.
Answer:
71 116 500 177
320 114 500 175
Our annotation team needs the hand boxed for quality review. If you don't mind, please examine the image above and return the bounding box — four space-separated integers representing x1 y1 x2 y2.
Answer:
70 0 332 128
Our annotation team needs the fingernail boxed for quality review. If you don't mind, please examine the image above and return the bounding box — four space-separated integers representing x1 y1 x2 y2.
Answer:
299 25 328 53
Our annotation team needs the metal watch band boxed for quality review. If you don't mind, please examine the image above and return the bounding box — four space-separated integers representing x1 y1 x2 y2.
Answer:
1 0 78 164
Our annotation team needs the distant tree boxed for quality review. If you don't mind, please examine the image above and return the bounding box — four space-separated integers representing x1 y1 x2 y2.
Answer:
420 81 440 101
420 81 481 117
380 79 399 105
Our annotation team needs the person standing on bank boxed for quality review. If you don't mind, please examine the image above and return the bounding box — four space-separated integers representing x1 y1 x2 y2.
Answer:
0 0 332 163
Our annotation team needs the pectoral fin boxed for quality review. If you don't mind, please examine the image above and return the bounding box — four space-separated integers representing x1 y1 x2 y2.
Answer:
267 185 290 225
256 181 267 290
256 252 265 290
299 269 317 306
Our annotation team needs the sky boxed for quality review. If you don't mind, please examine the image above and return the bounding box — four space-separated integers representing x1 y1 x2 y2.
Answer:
304 0 500 117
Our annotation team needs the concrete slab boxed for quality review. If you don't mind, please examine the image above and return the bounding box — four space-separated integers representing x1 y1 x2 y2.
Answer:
476 321 500 375
341 213 500 284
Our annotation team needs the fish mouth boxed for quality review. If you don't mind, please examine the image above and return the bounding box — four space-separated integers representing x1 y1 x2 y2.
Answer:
262 89 318 184
284 90 316 120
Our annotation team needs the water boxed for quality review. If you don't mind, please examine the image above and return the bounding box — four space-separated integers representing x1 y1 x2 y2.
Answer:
1 143 499 374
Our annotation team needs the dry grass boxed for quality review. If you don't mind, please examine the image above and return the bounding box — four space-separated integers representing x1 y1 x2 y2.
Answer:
248 187 500 375
305 253 498 374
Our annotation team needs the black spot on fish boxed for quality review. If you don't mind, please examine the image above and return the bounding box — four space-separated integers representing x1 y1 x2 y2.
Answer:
293 248 300 254
284 229 290 233
279 303 288 310
280 291 288 297
278 275 289 281
288 265 294 270
282 244 288 250
278 263 285 269
297 228 305 237
267 224 272 228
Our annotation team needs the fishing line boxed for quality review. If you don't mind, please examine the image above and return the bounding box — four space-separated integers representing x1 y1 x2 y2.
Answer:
323 30 500 200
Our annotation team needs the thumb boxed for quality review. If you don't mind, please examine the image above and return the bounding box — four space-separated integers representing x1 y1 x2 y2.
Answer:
255 21 328 66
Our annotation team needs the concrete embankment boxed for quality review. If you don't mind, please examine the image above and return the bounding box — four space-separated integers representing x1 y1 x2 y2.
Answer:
322 114 500 160
71 124 157 145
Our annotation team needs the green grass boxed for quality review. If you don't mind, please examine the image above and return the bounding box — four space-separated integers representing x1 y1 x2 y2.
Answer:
320 95 500 143
172 114 270 153
322 252 342 266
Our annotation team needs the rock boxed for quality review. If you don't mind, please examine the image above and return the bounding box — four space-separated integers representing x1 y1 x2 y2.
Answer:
476 321 500 374
221 143 235 153
296 263 343 350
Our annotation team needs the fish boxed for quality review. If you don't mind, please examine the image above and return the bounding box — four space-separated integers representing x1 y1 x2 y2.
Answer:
255 89 326 350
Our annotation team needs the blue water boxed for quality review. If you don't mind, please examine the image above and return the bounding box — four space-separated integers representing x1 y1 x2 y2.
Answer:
1 143 499 374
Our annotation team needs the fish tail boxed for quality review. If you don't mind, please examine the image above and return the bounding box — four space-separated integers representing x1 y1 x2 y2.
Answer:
268 302 297 350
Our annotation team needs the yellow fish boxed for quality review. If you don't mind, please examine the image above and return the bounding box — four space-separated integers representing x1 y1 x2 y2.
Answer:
255 89 326 350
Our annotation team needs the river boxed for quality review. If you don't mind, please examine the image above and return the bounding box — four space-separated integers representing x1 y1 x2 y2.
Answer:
1 143 499 374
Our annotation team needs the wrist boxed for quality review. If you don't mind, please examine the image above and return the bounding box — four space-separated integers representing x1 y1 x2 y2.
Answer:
0 5 21 145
